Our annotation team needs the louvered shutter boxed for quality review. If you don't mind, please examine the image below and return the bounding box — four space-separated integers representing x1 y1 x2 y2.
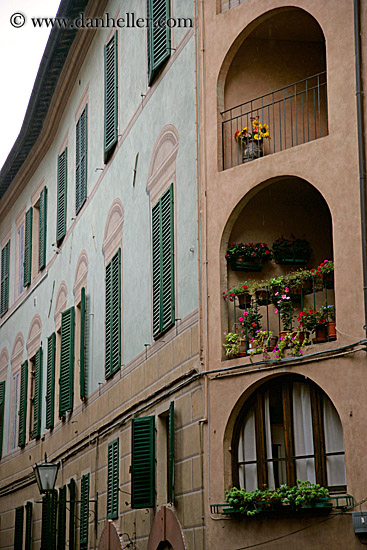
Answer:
58 485 67 550
131 417 155 508
68 478 76 550
46 333 56 429
147 0 171 85
41 491 57 550
80 287 87 399
24 207 33 287
18 360 28 448
107 438 119 519
168 401 175 502
104 32 118 162
105 249 121 379
76 106 88 214
14 506 24 550
25 502 33 550
0 240 10 316
80 473 90 549
57 149 67 244
33 347 43 439
152 185 174 338
59 307 75 416
0 381 5 459
39 186 48 270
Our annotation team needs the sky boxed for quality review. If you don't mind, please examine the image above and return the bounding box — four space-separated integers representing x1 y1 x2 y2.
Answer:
0 0 61 170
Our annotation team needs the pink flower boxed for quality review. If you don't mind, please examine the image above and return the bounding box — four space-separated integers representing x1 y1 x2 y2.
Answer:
244 311 249 316
285 287 289 292
275 292 279 296
238 317 243 322
281 294 286 299
274 308 278 314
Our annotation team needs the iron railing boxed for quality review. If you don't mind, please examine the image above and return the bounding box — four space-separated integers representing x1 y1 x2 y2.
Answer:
221 72 328 170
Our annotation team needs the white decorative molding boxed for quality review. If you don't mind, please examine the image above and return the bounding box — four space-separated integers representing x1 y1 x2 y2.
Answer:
31 177 45 206
73 250 89 304
102 199 124 265
26 314 42 359
0 348 9 378
147 124 179 207
11 332 24 367
54 281 68 331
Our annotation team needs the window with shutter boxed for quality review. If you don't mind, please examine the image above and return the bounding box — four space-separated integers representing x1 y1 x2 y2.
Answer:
58 485 67 550
59 307 75 417
131 416 155 508
46 333 56 429
32 347 43 439
68 478 76 550
80 473 90 550
57 149 67 244
105 249 121 379
152 184 175 338
39 186 48 270
104 32 118 163
76 106 88 214
107 438 119 519
24 207 33 287
25 502 33 550
80 287 87 399
18 360 28 448
1 240 10 316
41 491 57 550
147 0 171 85
14 506 24 550
168 401 175 502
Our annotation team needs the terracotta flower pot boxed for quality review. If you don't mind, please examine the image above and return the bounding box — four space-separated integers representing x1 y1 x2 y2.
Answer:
237 293 252 309
328 321 336 340
315 326 327 343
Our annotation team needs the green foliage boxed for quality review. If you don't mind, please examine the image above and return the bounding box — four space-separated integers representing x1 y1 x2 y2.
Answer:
237 308 262 337
225 242 272 262
272 235 312 262
222 333 241 358
225 481 330 516
273 330 309 360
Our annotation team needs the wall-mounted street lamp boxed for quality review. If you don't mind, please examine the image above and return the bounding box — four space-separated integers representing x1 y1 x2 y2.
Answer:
33 453 60 494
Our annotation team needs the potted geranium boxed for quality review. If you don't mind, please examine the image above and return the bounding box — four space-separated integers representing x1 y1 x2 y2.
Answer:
274 289 294 336
234 116 270 163
223 282 252 309
272 235 312 265
225 242 272 272
237 308 262 349
312 259 334 289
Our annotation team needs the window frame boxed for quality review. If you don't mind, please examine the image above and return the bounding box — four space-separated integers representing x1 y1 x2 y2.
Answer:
104 31 118 163
232 376 346 492
75 106 88 215
147 0 171 85
57 148 68 245
105 248 121 379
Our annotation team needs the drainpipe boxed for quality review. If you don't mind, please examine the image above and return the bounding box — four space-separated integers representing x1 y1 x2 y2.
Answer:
354 0 367 338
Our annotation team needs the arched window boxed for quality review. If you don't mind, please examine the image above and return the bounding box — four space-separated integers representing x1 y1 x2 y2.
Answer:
232 376 346 492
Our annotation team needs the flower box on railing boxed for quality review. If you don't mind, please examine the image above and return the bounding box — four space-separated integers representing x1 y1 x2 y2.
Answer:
229 258 263 272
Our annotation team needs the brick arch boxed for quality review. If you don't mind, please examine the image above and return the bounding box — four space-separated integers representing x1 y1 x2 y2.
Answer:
27 314 42 358
73 249 89 304
102 199 124 265
54 281 68 331
11 332 24 367
147 507 186 550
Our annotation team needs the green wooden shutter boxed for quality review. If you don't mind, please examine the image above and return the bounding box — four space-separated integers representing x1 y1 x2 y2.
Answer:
25 502 33 550
0 381 5 459
80 473 90 549
152 185 175 338
41 491 57 550
39 186 48 270
131 416 155 508
24 207 33 287
105 249 121 379
18 360 28 448
68 478 76 550
0 240 10 316
59 307 75 416
57 148 67 244
33 347 43 439
104 32 118 163
14 506 24 550
80 287 87 399
168 401 175 502
57 485 67 550
107 438 119 519
46 333 56 429
76 106 88 214
147 0 171 85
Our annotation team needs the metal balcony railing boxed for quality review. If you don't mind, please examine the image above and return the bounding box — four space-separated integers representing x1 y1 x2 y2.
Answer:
221 72 328 170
